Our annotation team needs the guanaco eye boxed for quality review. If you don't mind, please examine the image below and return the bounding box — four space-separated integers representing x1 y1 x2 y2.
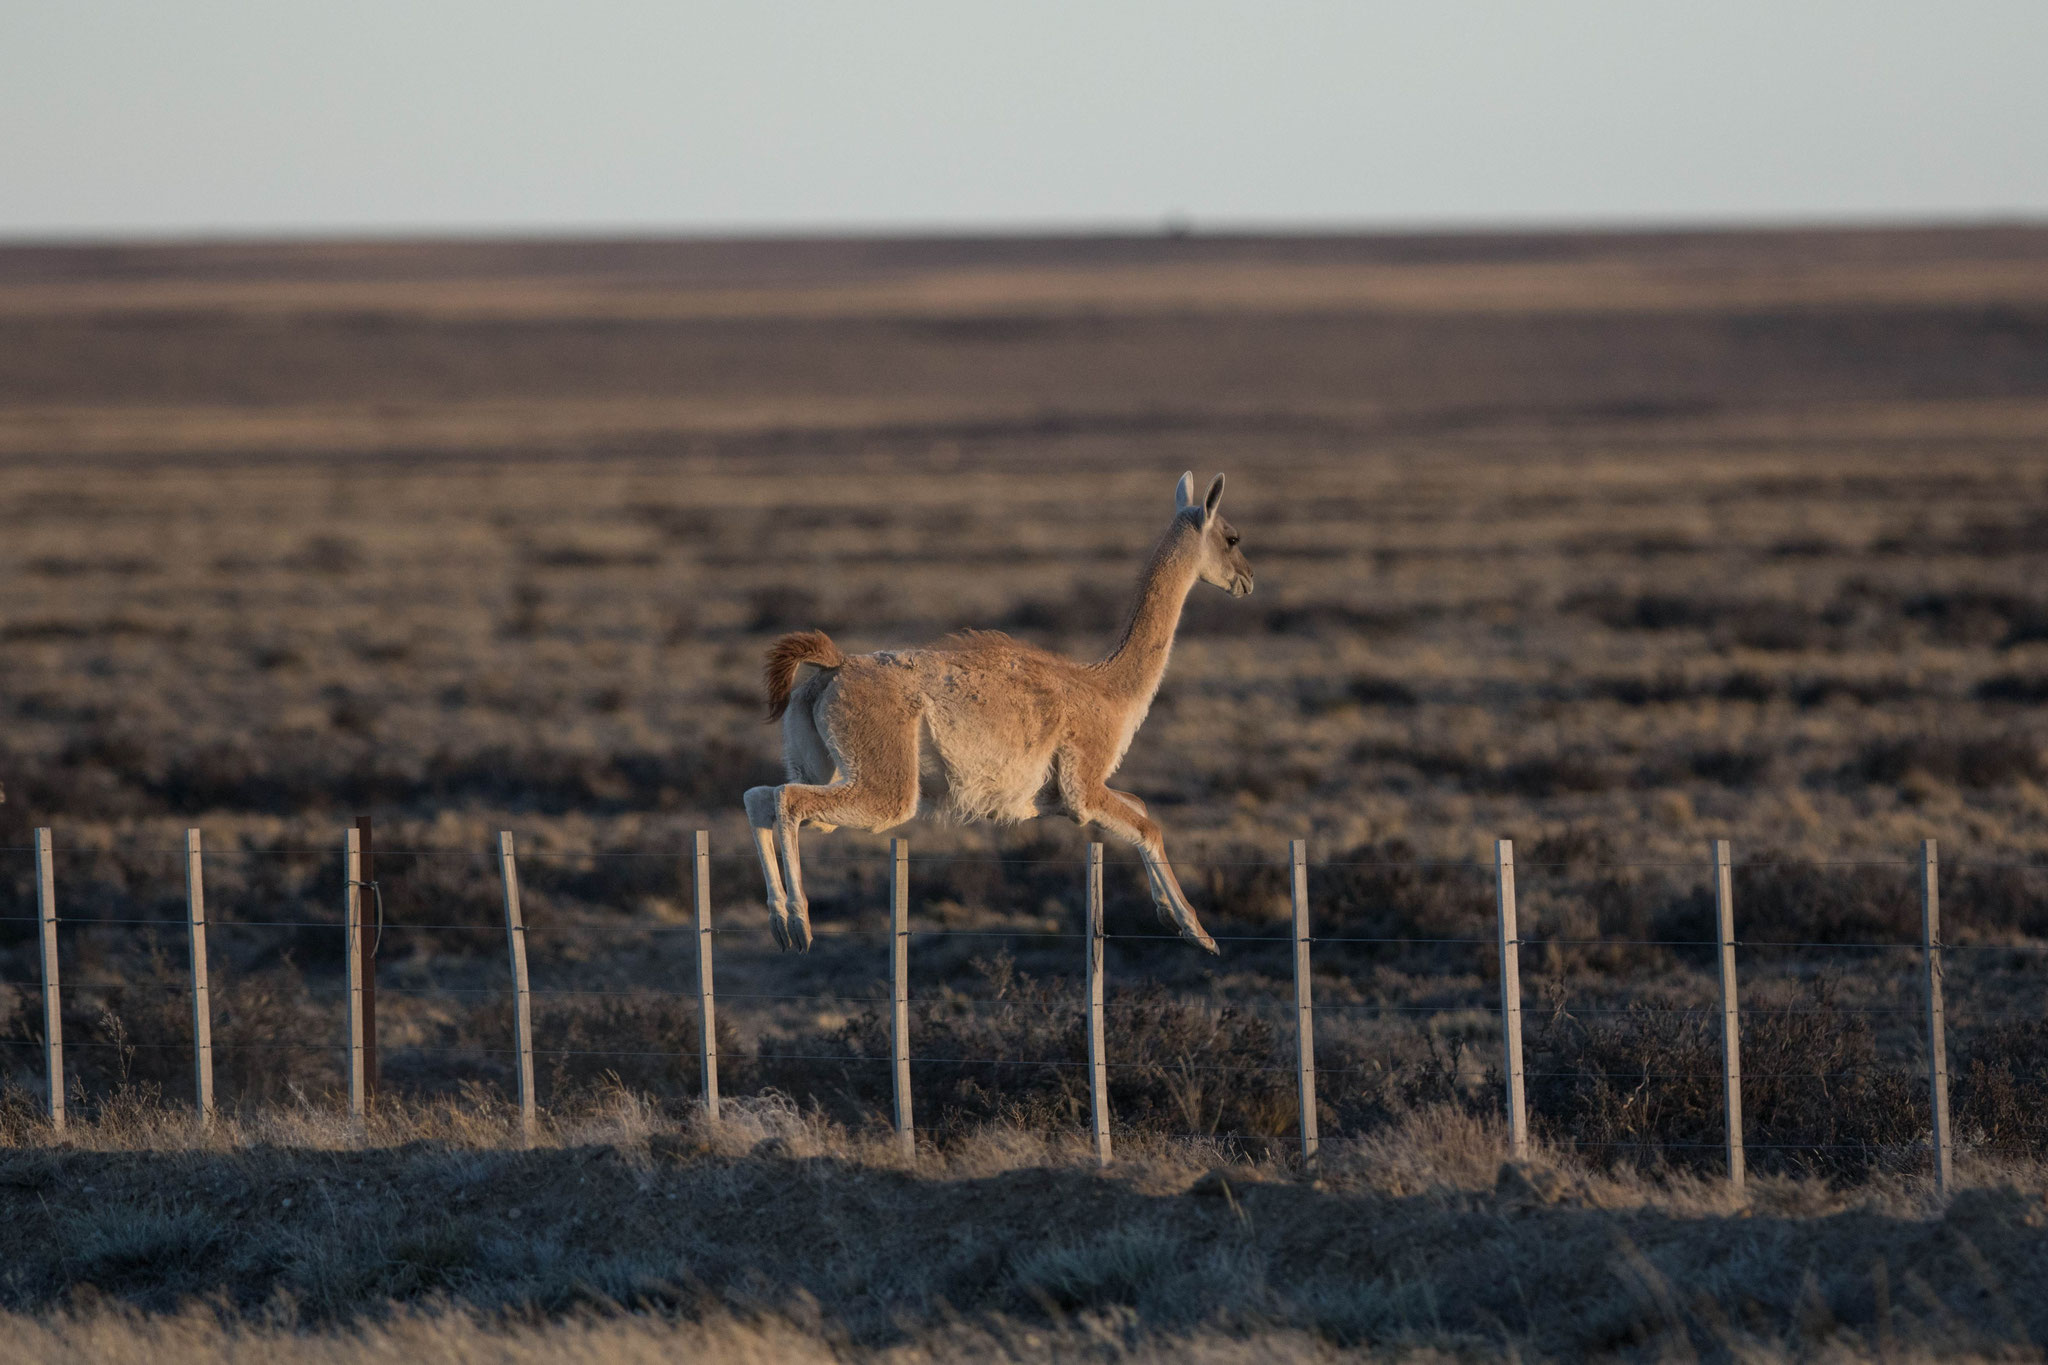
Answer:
1225 533 1240 547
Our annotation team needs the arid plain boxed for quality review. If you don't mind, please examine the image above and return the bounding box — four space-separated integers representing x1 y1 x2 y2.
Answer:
5 228 2048 1359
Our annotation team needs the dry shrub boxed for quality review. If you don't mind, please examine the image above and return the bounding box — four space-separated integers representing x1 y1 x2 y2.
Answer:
1201 742 1323 804
518 994 746 1108
67 985 190 1098
1345 674 1420 707
1677 745 1772 785
1343 743 1692 798
1497 753 1624 797
192 964 341 1106
1527 980 1926 1178
1566 590 1722 633
1 731 779 820
1789 675 1918 707
1587 670 1779 705
1976 672 2048 703
1954 1019 2048 1153
765 956 1296 1143
1564 590 1842 649
1189 846 1290 930
1945 863 2048 938
1236 599 1426 639
1312 1031 1495 1138
1292 674 1418 715
1000 583 1124 637
30 959 750 1116
1448 849 2048 955
1730 856 1918 945
1848 733 2046 790
1306 841 1491 972
746 584 829 632
0 1081 42 1143
1903 587 2048 646
1517 837 1695 977
364 853 504 956
917 832 1083 921
511 849 692 921
0 958 341 1113
1565 585 2048 653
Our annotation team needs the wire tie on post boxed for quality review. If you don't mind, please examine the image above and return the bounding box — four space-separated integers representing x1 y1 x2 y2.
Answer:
347 880 385 955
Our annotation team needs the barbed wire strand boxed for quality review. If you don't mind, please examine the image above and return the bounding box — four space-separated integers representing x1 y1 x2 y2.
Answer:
15 840 2048 872
11 911 2042 955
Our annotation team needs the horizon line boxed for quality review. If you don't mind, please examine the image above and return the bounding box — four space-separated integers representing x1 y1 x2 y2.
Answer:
5 210 2046 251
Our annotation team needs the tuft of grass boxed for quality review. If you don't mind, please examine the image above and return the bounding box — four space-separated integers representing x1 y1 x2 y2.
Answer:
0 1094 2040 1360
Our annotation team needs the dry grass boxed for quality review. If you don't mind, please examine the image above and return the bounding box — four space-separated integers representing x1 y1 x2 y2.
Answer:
5 226 2048 1356
0 1096 2046 1360
0 1309 1367 1365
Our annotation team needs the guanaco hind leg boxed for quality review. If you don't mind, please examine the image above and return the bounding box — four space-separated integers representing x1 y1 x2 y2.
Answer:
749 685 921 952
744 786 805 950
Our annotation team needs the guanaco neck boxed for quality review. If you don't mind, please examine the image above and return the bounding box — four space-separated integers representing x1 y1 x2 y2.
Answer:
1093 515 1202 709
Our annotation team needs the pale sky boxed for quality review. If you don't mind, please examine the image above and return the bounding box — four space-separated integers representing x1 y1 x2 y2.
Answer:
3 1 2045 239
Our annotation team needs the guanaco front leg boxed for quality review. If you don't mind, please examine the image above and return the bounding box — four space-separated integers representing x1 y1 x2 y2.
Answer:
1085 786 1218 954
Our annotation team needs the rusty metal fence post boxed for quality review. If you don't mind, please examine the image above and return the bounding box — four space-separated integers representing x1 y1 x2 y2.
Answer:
344 826 366 1127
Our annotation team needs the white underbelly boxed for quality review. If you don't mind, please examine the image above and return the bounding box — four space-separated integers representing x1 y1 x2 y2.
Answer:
920 721 1055 824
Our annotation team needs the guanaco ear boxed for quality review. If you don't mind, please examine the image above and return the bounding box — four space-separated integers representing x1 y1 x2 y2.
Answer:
1202 473 1226 524
1174 471 1196 512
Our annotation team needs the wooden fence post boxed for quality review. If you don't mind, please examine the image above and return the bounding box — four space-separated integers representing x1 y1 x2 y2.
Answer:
1085 842 1111 1167
354 814 378 1103
35 828 63 1133
1494 838 1526 1160
1712 838 1745 1188
1921 838 1952 1193
185 829 214 1129
344 826 365 1127
693 830 719 1124
890 837 914 1159
1290 838 1318 1167
497 833 536 1145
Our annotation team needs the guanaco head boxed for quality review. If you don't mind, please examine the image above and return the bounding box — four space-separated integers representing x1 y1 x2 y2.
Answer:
1174 471 1253 598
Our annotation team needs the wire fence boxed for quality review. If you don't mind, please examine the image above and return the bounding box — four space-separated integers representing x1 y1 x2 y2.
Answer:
2 825 2041 1188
